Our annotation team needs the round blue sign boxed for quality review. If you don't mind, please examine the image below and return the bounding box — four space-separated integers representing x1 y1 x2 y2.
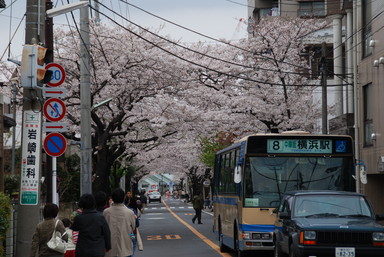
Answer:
43 133 67 157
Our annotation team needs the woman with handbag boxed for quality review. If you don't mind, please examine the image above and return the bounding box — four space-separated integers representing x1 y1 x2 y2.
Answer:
30 203 68 257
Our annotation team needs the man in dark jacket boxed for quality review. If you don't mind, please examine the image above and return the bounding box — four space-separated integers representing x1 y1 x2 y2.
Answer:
72 193 111 257
192 191 204 224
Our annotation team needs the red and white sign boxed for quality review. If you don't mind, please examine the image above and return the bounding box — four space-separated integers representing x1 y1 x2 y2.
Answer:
43 98 66 122
46 63 66 87
43 132 67 157
43 87 67 98
43 122 67 132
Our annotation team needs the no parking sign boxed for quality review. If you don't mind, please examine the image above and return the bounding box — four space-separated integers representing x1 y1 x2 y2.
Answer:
43 133 67 157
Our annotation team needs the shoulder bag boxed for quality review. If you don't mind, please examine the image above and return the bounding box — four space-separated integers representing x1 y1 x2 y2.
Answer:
47 219 67 253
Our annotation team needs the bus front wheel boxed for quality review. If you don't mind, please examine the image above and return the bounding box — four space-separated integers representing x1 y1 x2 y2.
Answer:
219 222 229 252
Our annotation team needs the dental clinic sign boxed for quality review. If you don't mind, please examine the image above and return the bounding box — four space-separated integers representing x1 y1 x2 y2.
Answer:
20 111 42 205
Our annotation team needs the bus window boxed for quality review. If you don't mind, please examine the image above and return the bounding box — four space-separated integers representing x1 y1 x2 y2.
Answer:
243 156 353 208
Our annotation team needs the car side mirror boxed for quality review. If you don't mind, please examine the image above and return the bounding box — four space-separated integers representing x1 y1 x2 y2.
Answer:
279 212 290 219
376 214 384 221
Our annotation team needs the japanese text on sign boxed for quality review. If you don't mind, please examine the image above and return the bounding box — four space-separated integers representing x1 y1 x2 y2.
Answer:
267 139 333 154
20 111 42 205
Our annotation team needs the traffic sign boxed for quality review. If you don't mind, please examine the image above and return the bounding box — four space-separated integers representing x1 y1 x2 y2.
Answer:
43 122 68 132
43 87 67 98
46 63 66 87
43 98 66 122
43 132 67 157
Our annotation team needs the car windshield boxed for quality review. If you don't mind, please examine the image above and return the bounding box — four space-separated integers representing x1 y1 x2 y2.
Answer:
293 195 373 218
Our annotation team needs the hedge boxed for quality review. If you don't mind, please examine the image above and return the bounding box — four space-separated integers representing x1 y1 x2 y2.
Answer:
0 193 11 257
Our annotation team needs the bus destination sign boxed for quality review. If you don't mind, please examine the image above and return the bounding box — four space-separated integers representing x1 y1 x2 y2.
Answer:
267 139 333 154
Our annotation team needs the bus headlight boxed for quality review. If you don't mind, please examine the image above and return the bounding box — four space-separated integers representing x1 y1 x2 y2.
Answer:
242 232 251 240
252 233 271 240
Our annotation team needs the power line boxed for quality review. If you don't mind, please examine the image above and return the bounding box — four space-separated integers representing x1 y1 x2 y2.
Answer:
114 0 316 72
90 4 348 88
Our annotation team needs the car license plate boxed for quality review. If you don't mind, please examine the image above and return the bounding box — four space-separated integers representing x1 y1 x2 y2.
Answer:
335 247 355 257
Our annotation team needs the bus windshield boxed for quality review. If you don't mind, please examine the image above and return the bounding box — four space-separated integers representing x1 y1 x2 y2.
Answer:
243 156 354 208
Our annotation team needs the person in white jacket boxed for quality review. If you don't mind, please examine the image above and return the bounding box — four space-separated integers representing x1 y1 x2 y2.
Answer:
103 188 137 257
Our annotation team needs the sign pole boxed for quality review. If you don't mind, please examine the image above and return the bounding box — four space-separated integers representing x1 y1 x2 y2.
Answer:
52 157 57 204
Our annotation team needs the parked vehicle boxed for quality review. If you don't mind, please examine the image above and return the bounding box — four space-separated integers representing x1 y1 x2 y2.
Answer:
274 190 384 257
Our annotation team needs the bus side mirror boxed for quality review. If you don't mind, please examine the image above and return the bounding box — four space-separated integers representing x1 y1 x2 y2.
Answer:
376 214 384 221
234 166 242 183
279 212 290 219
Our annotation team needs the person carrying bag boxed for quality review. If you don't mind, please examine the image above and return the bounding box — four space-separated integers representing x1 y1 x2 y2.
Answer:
30 203 68 257
47 220 68 253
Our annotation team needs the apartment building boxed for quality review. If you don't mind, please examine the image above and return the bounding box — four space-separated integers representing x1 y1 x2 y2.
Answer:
247 0 384 213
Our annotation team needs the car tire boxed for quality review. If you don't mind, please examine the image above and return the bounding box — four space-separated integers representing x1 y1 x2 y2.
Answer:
274 243 288 257
219 222 229 253
289 243 297 257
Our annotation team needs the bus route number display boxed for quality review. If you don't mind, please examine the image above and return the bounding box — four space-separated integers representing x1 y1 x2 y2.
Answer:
267 139 333 154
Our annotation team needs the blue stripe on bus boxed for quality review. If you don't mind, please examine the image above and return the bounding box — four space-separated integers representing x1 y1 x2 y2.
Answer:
213 196 238 205
240 224 275 233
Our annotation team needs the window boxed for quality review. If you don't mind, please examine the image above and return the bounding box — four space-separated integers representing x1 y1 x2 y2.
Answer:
218 152 237 194
363 84 373 146
362 0 372 57
298 1 326 17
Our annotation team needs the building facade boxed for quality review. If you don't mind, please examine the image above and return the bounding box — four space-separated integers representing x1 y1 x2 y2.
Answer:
247 0 384 213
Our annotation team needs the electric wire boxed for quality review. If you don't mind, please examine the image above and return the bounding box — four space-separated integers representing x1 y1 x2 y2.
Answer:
91 4 348 88
115 0 316 72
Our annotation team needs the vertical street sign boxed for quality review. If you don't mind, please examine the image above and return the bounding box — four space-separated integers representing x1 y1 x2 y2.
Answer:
43 132 67 157
46 63 66 87
20 110 42 205
43 98 66 122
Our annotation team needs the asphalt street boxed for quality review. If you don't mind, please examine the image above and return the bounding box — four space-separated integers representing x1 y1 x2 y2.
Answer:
134 197 273 257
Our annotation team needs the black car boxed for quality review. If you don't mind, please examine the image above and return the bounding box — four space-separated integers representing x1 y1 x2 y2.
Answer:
274 190 384 257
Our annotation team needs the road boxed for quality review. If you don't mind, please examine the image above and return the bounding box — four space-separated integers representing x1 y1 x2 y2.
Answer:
134 197 273 257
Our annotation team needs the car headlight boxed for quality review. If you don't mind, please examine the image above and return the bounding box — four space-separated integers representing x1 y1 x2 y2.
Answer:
304 231 316 240
373 232 384 241
300 231 317 245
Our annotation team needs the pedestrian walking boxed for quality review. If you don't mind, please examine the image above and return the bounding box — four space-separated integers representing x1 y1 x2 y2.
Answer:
30 203 68 257
71 194 111 257
103 188 137 257
192 191 204 224
62 218 76 257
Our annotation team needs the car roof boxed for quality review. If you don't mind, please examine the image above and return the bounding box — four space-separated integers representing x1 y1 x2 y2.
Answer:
283 190 363 197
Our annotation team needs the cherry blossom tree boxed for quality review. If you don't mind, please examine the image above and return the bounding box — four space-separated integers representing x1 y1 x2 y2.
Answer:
0 16 330 194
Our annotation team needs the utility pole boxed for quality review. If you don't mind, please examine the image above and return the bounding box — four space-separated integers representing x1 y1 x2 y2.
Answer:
321 42 328 135
45 0 53 203
80 0 92 195
16 1 45 256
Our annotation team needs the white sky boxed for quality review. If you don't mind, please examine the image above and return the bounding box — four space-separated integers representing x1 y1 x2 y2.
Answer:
0 0 248 63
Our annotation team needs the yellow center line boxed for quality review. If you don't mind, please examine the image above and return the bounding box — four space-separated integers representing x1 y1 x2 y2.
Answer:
162 200 232 257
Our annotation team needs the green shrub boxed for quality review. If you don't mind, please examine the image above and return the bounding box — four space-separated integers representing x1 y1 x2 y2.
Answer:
0 193 11 257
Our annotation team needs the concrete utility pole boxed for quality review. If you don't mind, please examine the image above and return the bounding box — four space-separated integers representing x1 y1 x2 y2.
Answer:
321 42 328 135
16 1 45 256
45 0 54 203
80 0 92 195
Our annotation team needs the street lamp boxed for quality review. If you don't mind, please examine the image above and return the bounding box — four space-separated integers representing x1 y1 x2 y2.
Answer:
46 2 88 18
47 1 92 195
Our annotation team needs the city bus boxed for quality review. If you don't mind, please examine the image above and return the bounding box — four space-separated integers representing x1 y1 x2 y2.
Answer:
212 132 356 256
